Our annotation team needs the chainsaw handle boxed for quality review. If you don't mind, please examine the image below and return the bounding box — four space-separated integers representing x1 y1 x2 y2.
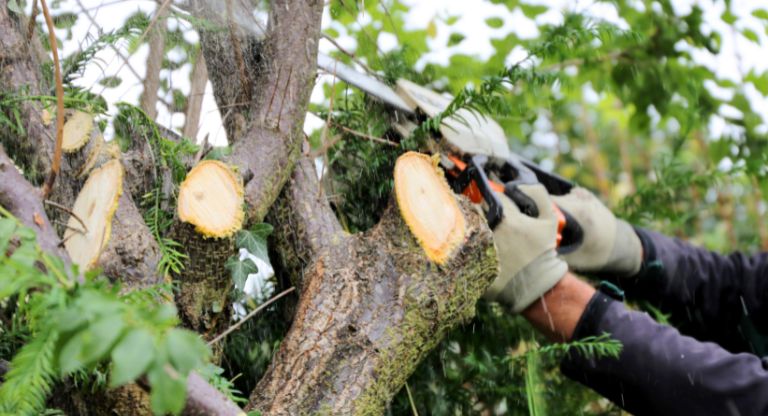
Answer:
445 154 584 252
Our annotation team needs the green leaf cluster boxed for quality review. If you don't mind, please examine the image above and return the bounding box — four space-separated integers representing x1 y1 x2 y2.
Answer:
0 213 209 415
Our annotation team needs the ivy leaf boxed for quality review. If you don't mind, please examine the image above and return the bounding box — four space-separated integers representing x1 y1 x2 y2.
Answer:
110 329 154 387
250 222 274 239
235 223 273 261
226 255 258 292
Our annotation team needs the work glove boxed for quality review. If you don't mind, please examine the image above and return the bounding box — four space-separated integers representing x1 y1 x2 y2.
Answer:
551 187 642 277
484 184 568 313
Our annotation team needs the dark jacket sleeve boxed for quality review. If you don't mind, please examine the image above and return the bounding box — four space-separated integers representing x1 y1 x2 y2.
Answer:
561 292 768 416
618 228 768 353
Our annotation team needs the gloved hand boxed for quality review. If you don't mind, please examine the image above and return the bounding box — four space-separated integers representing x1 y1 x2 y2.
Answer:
484 184 568 313
551 187 642 277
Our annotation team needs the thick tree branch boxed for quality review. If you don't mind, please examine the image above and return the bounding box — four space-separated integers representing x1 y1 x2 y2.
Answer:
0 146 68 261
181 372 244 416
185 0 263 139
190 0 324 221
268 156 346 287
249 196 497 414
182 51 208 141
0 0 161 287
226 0 323 221
139 2 168 120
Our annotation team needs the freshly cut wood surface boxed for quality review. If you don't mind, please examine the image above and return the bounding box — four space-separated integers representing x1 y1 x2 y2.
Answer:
76 135 120 179
394 151 466 264
64 159 123 269
61 110 94 153
177 160 244 238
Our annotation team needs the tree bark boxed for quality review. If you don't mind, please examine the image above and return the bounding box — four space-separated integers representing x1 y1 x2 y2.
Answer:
182 50 208 141
190 0 325 222
0 2 162 286
0 145 68 261
251 156 498 414
139 2 168 120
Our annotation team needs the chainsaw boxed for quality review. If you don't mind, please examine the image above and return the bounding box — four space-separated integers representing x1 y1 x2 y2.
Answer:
317 54 583 253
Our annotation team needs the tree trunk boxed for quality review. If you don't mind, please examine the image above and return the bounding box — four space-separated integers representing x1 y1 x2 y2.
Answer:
3 1 504 414
182 51 208 141
139 2 168 120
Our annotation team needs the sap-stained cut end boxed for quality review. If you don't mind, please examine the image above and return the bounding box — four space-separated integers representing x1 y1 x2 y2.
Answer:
394 151 467 265
64 159 123 270
177 160 245 239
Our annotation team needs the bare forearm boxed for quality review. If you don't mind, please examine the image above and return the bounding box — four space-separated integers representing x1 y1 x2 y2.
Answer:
522 272 594 342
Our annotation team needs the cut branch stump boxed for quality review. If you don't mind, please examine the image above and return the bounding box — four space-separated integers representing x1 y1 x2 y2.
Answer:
173 160 245 342
249 152 498 414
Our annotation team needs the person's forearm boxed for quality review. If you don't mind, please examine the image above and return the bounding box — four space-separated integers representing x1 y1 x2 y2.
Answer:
558 289 768 416
627 228 768 352
521 271 768 415
522 272 594 342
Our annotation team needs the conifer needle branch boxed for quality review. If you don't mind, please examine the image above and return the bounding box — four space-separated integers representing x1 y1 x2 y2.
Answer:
207 287 296 346
40 0 64 199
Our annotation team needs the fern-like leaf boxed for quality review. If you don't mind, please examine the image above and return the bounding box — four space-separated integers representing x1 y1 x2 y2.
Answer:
0 330 59 416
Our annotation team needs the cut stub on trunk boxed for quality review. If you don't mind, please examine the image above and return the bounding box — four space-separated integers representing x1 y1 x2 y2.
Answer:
61 110 119 180
51 110 116 232
249 159 497 414
63 159 123 270
178 160 244 238
62 158 161 285
174 160 245 338
394 151 466 264
62 110 94 153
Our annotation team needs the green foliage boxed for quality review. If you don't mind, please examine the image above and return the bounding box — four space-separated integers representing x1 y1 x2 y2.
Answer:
0 213 209 416
317 1 768 414
411 15 640 142
113 103 197 183
197 363 249 405
235 223 273 262
618 155 724 227
226 256 258 295
60 23 147 85
142 188 188 276
312 94 405 232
